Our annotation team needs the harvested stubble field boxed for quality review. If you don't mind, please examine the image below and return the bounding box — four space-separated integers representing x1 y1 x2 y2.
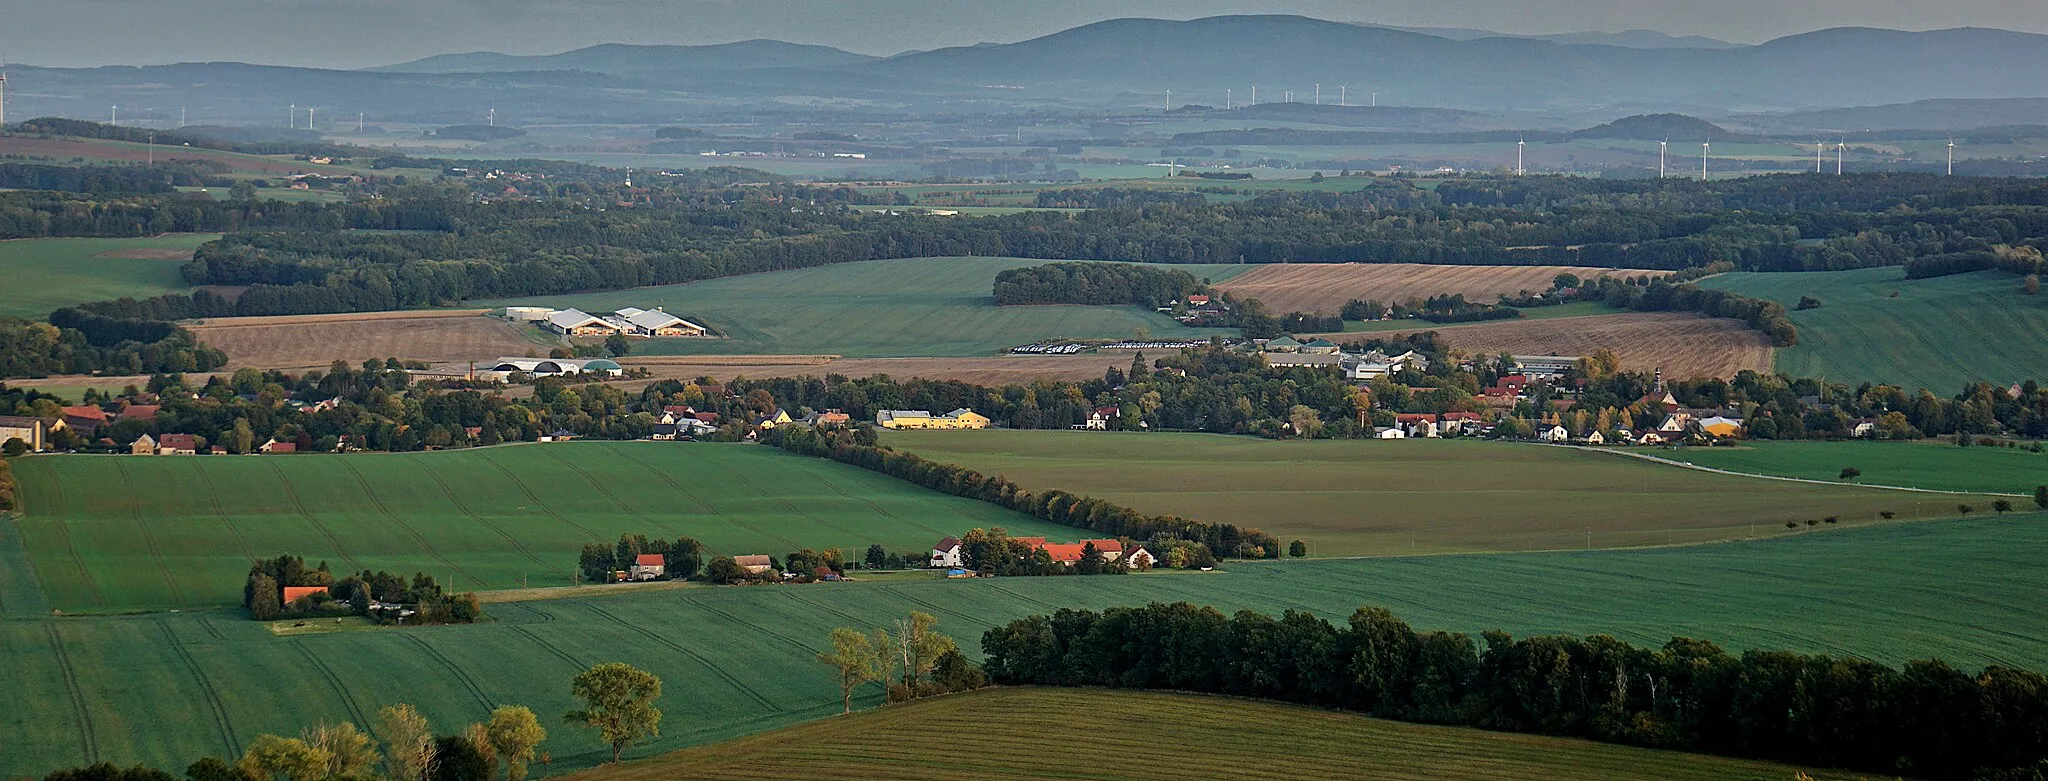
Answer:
1299 311 1772 380
1215 262 1670 314
579 688 1862 781
884 430 1993 556
584 355 1140 392
188 310 547 369
7 513 2048 779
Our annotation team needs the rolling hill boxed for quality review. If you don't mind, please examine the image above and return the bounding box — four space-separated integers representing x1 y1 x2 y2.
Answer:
373 40 879 75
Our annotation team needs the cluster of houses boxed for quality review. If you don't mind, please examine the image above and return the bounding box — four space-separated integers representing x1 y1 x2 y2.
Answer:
502 306 709 338
929 535 1158 571
875 409 990 430
1252 338 1429 382
0 400 164 453
1163 294 1234 325
620 553 777 582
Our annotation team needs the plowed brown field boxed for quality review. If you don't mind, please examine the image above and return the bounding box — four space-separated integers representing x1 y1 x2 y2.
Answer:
1299 312 1771 380
1217 263 1670 314
189 310 547 369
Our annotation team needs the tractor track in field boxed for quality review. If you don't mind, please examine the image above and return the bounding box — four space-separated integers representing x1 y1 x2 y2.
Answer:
158 618 239 754
46 623 101 762
612 446 802 550
296 642 371 728
584 602 777 711
398 632 496 714
785 460 950 537
891 589 983 626
339 461 488 589
537 447 683 538
510 625 586 670
198 615 227 640
420 468 553 569
704 456 869 542
688 595 817 650
27 465 106 608
478 454 610 544
114 460 187 605
188 461 258 562
265 460 367 572
979 581 1067 612
609 446 717 515
781 589 869 624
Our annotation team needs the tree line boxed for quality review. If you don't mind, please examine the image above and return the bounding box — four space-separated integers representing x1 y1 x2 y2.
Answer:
991 261 1206 308
0 317 225 379
981 601 2048 779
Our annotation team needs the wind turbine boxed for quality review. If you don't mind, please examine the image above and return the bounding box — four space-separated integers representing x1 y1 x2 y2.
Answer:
289 103 296 129
1370 90 1379 107
1226 88 1232 109
1700 141 1710 181
1340 85 1347 106
1836 141 1844 175
1517 138 1526 175
1164 90 1171 111
1315 83 1321 105
109 105 117 126
307 107 315 131
1816 141 1824 173
1251 85 1257 104
1947 138 1955 175
1659 138 1668 178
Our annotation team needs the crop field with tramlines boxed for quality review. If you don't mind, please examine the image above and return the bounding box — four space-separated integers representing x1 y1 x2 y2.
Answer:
9 442 1068 612
1213 262 1670 315
1660 440 2048 496
1296 311 1774 380
5 513 2048 779
0 235 215 319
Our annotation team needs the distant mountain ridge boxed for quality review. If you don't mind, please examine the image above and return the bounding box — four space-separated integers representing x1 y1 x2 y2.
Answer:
372 40 879 75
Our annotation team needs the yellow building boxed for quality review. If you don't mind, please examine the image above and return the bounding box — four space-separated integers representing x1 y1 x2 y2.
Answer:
876 408 990 430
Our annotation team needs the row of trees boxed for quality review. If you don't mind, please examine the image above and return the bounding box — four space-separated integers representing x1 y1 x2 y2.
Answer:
981 601 2048 778
816 611 984 714
991 261 1206 308
0 317 226 379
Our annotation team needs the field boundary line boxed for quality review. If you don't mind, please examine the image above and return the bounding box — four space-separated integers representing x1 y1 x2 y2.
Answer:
114 460 188 605
419 467 555 569
476 452 610 543
265 460 369 572
397 632 496 714
780 589 870 625
1566 446 2028 497
46 622 101 762
295 642 372 728
158 618 240 754
338 460 489 589
583 602 778 711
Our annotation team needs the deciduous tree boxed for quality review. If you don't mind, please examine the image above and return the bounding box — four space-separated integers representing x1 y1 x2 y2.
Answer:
817 627 886 714
563 663 662 763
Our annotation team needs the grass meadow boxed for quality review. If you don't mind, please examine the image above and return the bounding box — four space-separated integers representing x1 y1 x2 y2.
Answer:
9 442 1070 612
0 235 215 319
883 430 1998 555
481 257 1250 357
6 512 2048 778
1660 440 2048 496
1699 266 2048 389
576 687 1867 781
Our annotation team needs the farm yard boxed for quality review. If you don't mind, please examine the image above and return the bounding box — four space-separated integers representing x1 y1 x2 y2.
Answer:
580 687 1866 781
1658 440 2048 496
1298 311 1773 380
0 235 215 319
8 442 1066 612
480 257 1249 358
883 430 1995 555
1698 267 2048 389
187 310 550 369
6 513 2048 779
589 354 1143 391
1214 262 1670 315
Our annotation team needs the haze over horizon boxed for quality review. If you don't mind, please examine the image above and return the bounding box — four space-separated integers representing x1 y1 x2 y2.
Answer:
6 0 2048 69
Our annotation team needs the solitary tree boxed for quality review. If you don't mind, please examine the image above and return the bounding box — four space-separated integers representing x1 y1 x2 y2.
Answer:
1839 467 1861 480
1960 504 1976 517
817 627 886 714
604 333 631 358
377 704 436 781
483 706 547 781
864 544 887 570
1995 499 2015 515
2036 485 2048 509
1288 540 1307 558
563 663 662 763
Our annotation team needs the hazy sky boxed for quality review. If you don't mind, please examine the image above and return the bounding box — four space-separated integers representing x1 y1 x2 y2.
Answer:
6 0 2048 68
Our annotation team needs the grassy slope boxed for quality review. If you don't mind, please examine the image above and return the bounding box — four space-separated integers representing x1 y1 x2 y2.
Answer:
883 430 1999 555
7 513 2048 778
0 235 214 319
1698 266 2048 389
1663 440 2048 495
478 257 1250 358
10 442 1072 612
576 688 1863 781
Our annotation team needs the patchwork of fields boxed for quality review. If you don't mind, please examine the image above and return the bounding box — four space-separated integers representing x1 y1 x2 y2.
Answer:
1214 262 1668 315
480 257 1250 357
1699 267 2048 389
188 310 549 369
10 442 1067 612
883 430 1997 555
6 513 2048 778
1298 311 1773 380
580 687 1865 781
0 235 214 319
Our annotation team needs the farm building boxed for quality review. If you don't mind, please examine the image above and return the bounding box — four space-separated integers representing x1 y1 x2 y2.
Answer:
1265 353 1345 369
545 309 623 336
608 308 708 337
1513 355 1580 380
128 434 156 455
156 433 200 455
502 306 554 322
629 554 666 581
876 409 990 430
751 409 793 430
0 416 50 451
260 439 297 454
798 410 851 427
485 358 624 377
931 536 963 568
733 555 774 575
1698 416 1745 438
1372 426 1406 439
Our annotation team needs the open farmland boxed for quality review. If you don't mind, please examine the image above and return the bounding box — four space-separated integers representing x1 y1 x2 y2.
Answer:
578 688 1862 781
9 442 1068 612
1215 262 1669 314
1699 267 2048 389
0 135 354 177
6 512 2048 778
1659 440 2048 496
883 430 1995 555
480 257 1249 358
188 310 549 369
586 355 1142 392
0 235 214 319
1299 311 1771 379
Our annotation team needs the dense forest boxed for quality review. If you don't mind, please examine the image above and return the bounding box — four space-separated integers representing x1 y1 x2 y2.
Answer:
981 602 2048 778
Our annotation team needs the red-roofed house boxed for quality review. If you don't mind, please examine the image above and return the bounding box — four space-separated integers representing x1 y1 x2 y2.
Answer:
120 405 161 421
930 536 963 568
629 553 666 581
1036 538 1126 565
157 433 199 455
1084 406 1119 430
1485 375 1531 398
260 439 297 454
282 585 330 604
1394 413 1440 438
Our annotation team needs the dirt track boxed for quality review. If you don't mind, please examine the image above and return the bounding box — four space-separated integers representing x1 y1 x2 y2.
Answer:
1216 263 1670 314
1298 312 1772 380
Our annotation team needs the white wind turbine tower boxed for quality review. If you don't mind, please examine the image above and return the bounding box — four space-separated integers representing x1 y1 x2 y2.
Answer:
1251 85 1257 104
1516 138 1526 175
1315 83 1321 105
109 105 117 126
1836 141 1845 175
1659 139 1668 178
1340 85 1347 106
1947 138 1956 175
0 72 8 129
1225 88 1232 109
1816 141 1824 173
1370 90 1379 106
488 107 496 127
307 107 315 131
1701 141 1710 181
289 104 296 129
1164 90 1171 111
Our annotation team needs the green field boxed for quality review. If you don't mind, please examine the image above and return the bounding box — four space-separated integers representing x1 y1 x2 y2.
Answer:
7 512 2048 778
1659 440 2048 495
1698 266 2048 389
0 235 215 319
882 430 2001 555
579 687 1862 781
481 257 1250 357
10 442 1072 612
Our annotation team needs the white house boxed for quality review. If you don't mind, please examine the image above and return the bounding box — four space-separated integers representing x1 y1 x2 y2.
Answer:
1123 547 1158 570
1538 424 1571 443
930 536 964 568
